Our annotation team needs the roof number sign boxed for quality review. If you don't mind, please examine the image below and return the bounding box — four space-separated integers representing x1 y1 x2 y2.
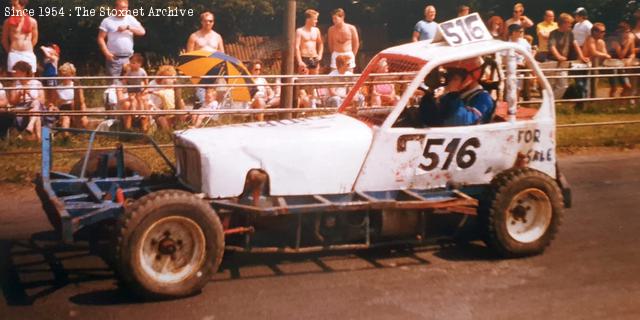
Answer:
438 13 492 46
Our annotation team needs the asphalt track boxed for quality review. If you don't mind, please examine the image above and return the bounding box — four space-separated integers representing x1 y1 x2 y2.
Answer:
1 150 639 320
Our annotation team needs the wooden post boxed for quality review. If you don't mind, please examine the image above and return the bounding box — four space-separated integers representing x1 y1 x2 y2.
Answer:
590 58 599 98
280 0 296 118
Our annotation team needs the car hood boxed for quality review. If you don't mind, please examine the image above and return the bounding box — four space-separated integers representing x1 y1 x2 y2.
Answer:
174 114 373 197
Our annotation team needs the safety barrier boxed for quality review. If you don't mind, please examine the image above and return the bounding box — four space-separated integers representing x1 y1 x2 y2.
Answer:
0 63 637 129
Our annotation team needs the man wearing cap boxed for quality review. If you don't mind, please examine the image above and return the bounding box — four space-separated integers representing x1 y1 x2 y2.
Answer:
573 7 593 47
419 58 494 127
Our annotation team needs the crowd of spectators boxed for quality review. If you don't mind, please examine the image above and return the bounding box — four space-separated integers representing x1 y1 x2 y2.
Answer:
0 0 639 141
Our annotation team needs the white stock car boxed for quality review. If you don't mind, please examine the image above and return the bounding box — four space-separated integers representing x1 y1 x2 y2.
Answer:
42 15 571 299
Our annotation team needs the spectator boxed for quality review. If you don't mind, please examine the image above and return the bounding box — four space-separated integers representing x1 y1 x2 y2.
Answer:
549 13 590 104
506 24 532 99
582 23 610 61
123 53 148 131
572 7 593 47
97 0 145 77
295 61 320 109
412 5 437 42
7 60 45 141
186 11 224 53
2 0 38 73
548 13 589 100
191 87 219 128
536 10 558 62
115 65 132 129
549 13 588 63
507 24 531 66
608 21 636 98
457 5 470 17
505 3 533 30
55 62 88 130
486 16 506 40
328 8 360 72
40 44 60 107
326 55 363 108
146 65 184 131
295 9 323 75
371 58 399 107
248 60 276 121
187 11 225 110
524 35 536 57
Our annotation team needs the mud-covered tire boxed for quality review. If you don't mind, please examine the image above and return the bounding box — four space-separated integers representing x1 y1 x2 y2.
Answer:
480 168 564 258
113 189 224 299
69 151 152 178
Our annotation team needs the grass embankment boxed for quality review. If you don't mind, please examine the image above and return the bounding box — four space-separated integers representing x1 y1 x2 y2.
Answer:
555 102 640 149
0 131 176 184
0 104 639 184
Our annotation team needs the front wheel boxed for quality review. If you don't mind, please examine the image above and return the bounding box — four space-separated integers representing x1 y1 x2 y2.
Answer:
113 190 224 299
481 168 564 258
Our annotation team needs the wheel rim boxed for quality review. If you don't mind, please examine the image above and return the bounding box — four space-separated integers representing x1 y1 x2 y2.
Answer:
505 188 552 243
138 216 206 284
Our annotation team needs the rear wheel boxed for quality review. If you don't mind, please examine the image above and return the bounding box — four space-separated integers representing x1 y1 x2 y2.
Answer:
481 168 563 257
113 190 224 299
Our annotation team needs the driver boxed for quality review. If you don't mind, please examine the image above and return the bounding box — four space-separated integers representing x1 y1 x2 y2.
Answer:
419 57 494 127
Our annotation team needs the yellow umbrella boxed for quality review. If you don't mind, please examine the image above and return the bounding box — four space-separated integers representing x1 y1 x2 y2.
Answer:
177 50 256 102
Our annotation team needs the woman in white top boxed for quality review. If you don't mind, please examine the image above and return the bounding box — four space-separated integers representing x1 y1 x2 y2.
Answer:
56 62 88 130
8 61 45 141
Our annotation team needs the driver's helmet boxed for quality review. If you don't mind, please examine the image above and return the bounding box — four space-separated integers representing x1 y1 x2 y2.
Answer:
443 57 484 83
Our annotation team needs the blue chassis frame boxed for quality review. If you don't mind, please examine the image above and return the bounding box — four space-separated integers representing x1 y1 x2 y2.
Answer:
36 127 482 249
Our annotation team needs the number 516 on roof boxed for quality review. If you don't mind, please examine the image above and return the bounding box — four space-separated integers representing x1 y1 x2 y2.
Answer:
438 13 493 46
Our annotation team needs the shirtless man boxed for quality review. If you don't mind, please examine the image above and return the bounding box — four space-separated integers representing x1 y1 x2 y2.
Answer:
186 11 224 52
328 8 359 71
2 0 38 73
295 9 323 74
582 23 610 62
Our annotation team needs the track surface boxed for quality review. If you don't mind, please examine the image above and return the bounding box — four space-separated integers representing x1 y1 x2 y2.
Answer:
1 150 639 320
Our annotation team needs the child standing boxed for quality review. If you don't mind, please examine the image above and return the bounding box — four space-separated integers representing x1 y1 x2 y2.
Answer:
123 53 149 131
41 44 60 107
56 62 88 130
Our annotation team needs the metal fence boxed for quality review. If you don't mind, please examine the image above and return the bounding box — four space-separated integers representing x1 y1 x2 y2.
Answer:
0 62 638 133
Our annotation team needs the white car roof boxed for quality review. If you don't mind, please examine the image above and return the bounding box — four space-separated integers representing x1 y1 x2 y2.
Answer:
380 39 526 65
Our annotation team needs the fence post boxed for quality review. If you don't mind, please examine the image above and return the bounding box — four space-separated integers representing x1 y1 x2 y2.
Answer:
280 0 296 119
590 58 599 98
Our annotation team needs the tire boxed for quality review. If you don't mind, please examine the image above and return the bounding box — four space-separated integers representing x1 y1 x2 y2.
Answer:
113 189 224 299
69 151 152 178
480 168 564 258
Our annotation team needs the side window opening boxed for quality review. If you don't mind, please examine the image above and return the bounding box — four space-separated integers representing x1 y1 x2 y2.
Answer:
342 55 424 126
393 52 544 129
